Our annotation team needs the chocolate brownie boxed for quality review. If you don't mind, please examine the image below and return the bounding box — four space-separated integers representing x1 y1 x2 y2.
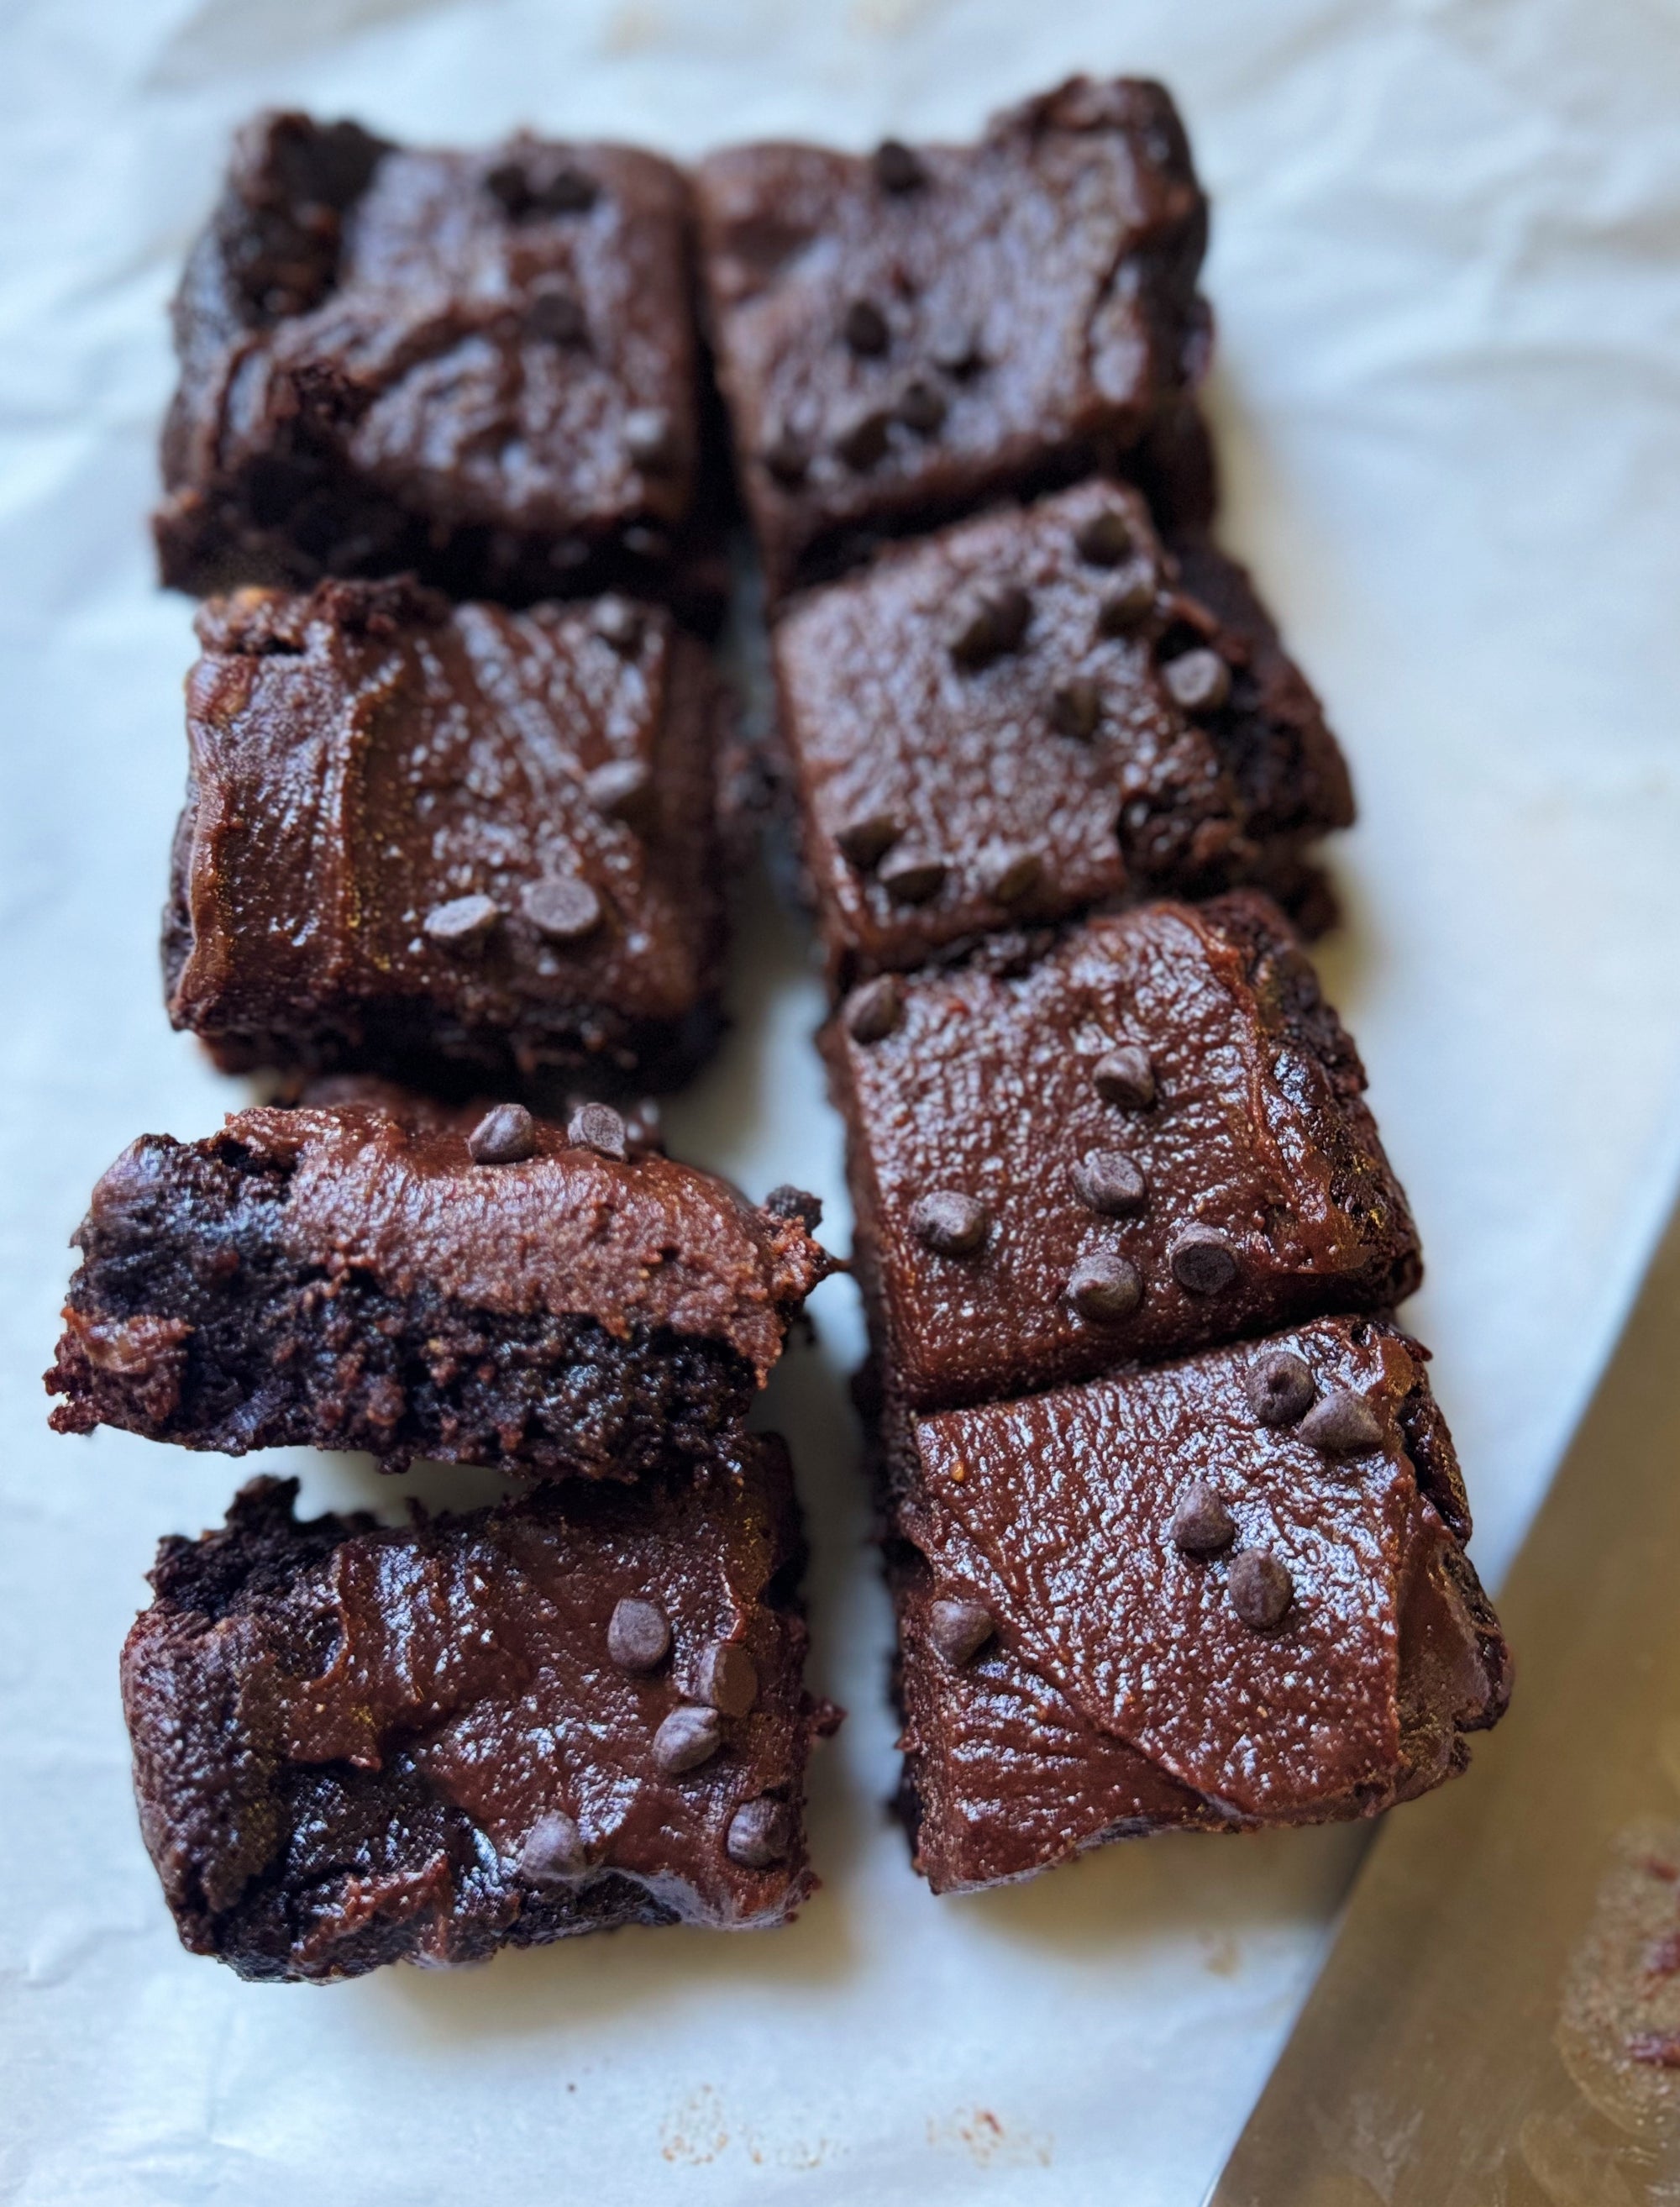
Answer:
694 78 1213 599
164 578 732 1094
155 113 726 619
885 1316 1509 1893
826 895 1417 1411
47 1096 831 1477
123 1452 831 1978
774 479 1350 985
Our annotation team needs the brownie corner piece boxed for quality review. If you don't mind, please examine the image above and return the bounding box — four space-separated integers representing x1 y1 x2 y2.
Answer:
155 110 718 615
47 1096 832 1478
887 1318 1509 1894
695 76 1211 599
123 1442 826 1978
165 577 730 1095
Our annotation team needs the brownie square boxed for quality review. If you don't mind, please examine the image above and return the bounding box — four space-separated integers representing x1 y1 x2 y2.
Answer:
123 1450 829 1979
885 1317 1509 1893
47 1094 831 1478
774 480 1352 985
155 112 725 620
825 895 1419 1412
695 77 1213 599
164 578 732 1094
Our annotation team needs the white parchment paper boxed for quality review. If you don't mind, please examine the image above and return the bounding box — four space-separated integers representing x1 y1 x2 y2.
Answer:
5 3 1680 2200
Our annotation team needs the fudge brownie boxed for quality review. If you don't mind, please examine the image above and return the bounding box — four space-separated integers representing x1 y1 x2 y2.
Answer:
155 112 726 619
123 1451 831 1979
164 578 732 1094
694 77 1212 599
885 1316 1509 1893
825 894 1417 1411
47 1096 831 1477
774 479 1350 985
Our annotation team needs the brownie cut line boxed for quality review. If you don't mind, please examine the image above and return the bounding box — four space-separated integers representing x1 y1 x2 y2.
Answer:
164 578 733 1096
123 1448 830 1979
47 1095 831 1477
884 1316 1510 1894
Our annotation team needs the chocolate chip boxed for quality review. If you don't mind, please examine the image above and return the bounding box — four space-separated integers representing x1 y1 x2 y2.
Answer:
1093 1044 1156 1110
523 875 602 943
761 424 809 484
1163 647 1231 712
591 595 643 654
652 1704 723 1774
836 809 902 870
1067 1250 1142 1323
982 846 1042 906
949 582 1031 667
1070 1149 1147 1215
1247 1349 1316 1427
692 1641 758 1717
927 1598 995 1667
1051 676 1102 738
1097 560 1158 633
467 1102 536 1165
911 1190 989 1258
879 850 947 904
1299 1390 1384 1456
569 1101 627 1159
872 139 926 192
1170 1227 1240 1295
847 974 904 1043
1074 507 1133 565
764 1185 822 1231
833 405 894 470
527 284 587 345
518 1810 585 1882
607 1596 671 1672
727 1795 794 1868
424 892 501 949
897 377 948 435
485 161 534 216
623 406 679 473
534 165 597 216
1229 1549 1294 1632
1170 1481 1236 1556
584 758 654 831
927 319 984 376
843 297 890 356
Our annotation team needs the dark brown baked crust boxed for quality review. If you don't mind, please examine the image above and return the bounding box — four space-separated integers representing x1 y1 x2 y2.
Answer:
122 1450 828 1978
884 1318 1509 1893
46 1097 831 1476
695 77 1213 600
154 113 726 621
162 577 732 1096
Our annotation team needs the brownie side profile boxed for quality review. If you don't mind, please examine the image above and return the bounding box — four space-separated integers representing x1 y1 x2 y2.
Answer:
695 76 1213 600
773 480 1351 985
123 1450 829 1979
154 113 725 619
47 1098 831 1476
824 895 1418 1411
885 1317 1509 1894
163 578 731 1095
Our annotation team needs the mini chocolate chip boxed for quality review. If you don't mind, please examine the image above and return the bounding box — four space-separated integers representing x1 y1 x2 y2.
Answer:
949 582 1031 667
1229 1549 1294 1632
843 297 890 355
836 809 902 870
847 974 903 1043
1163 647 1231 712
833 406 894 470
872 139 926 192
523 875 602 943
983 846 1042 905
534 165 597 215
727 1796 794 1868
1067 1250 1142 1323
1051 676 1102 738
764 1185 822 1231
519 1810 585 1882
1074 507 1133 565
1097 560 1158 633
425 891 501 949
1170 1227 1240 1295
879 850 947 904
607 1596 672 1672
485 160 533 216
623 407 679 473
569 1101 627 1159
1093 1044 1156 1109
927 319 984 376
527 285 587 345
652 1704 723 1774
1299 1389 1384 1456
927 1598 995 1667
1247 1349 1316 1427
1070 1149 1147 1215
693 1641 759 1717
1171 1481 1236 1556
585 758 654 830
591 595 643 654
467 1102 536 1165
761 424 809 484
897 377 948 435
911 1190 988 1257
